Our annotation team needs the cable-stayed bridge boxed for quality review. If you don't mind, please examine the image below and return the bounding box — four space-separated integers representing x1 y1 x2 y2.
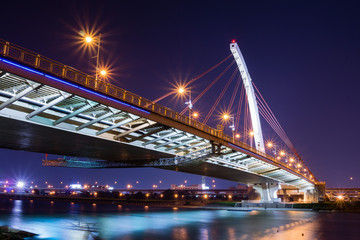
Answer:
0 39 324 202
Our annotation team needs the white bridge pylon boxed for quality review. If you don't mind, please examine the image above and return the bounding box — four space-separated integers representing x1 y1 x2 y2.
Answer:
230 41 265 153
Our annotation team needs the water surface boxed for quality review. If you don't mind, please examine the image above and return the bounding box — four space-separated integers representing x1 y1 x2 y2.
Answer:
0 198 359 240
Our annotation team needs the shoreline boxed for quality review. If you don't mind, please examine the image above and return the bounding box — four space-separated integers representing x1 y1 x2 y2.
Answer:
0 226 37 239
1 194 359 213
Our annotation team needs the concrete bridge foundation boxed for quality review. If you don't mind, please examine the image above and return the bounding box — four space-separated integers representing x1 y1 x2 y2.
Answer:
252 183 281 203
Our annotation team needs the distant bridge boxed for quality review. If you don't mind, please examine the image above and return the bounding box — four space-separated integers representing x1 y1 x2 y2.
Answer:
0 39 323 202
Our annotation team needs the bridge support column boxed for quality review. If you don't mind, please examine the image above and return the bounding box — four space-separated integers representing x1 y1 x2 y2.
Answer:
210 141 222 155
301 187 318 203
252 183 281 203
301 183 325 203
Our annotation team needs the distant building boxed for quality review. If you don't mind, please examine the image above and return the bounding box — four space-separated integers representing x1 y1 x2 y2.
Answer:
171 184 203 190
326 188 360 202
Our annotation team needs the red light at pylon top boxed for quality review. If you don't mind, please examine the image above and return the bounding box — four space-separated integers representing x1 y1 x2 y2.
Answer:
232 39 236 43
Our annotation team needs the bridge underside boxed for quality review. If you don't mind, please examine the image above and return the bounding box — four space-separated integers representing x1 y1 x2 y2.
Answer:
0 116 276 184
0 116 171 163
162 163 276 184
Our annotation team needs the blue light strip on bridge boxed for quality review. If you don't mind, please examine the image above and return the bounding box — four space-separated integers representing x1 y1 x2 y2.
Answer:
0 57 150 115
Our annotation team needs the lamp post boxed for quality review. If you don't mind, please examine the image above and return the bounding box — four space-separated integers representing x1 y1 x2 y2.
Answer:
185 88 193 121
80 31 104 80
229 117 235 139
266 141 277 156
249 130 254 148
222 114 236 139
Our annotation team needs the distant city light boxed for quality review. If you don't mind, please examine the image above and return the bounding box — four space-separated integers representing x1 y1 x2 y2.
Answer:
69 184 82 189
16 181 24 188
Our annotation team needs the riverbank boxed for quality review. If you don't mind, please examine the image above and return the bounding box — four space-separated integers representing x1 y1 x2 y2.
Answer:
293 202 360 212
0 226 37 239
1 193 360 212
0 193 201 207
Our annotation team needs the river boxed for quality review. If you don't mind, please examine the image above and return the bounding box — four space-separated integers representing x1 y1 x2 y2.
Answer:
0 198 359 239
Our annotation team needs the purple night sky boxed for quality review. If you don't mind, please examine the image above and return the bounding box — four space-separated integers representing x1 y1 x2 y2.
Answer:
0 0 359 189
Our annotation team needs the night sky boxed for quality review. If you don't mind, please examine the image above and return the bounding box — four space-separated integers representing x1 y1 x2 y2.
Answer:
0 0 359 189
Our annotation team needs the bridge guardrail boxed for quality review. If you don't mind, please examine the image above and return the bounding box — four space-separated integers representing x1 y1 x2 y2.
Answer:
0 39 316 183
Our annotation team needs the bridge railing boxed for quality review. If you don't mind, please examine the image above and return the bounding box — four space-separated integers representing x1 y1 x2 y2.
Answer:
0 39 315 183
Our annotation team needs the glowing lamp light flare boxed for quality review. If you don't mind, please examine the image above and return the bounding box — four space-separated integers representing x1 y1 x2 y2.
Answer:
100 70 107 76
266 142 273 148
85 36 93 43
235 133 240 138
178 87 185 94
223 114 229 120
193 112 199 118
280 151 285 156
249 131 254 136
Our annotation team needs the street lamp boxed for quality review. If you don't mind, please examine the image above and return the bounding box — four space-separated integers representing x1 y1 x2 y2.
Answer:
222 114 235 138
80 31 103 81
100 69 107 76
266 141 277 156
249 130 254 147
178 87 185 94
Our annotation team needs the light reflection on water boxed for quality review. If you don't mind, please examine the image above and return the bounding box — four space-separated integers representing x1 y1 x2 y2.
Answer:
0 199 359 240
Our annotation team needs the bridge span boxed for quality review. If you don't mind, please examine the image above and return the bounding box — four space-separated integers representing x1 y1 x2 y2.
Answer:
0 39 323 202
